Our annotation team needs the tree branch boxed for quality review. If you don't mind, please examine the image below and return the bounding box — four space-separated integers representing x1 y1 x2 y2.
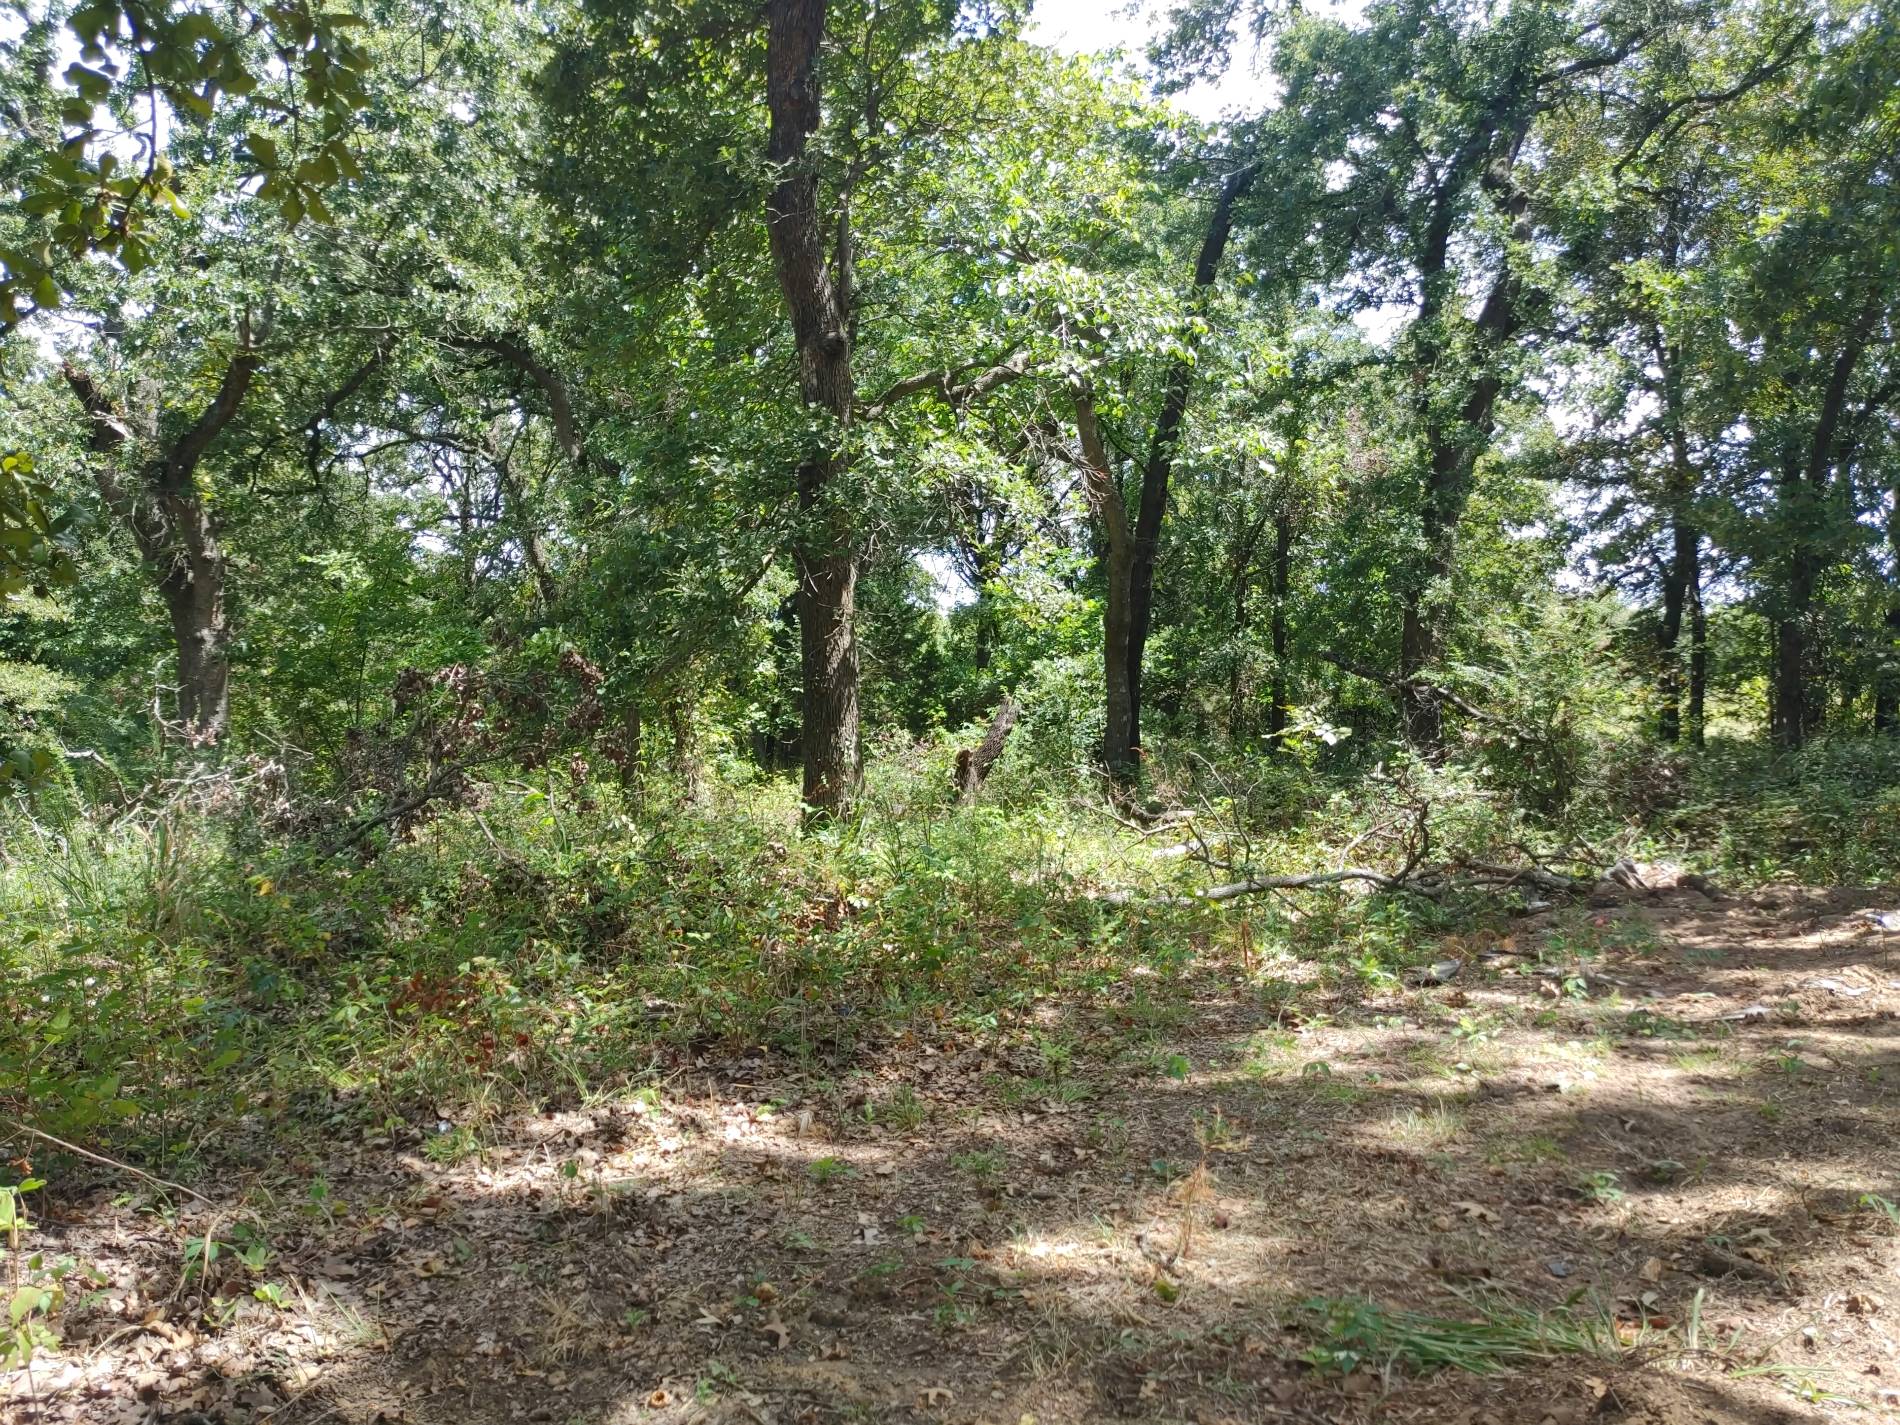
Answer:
861 350 1031 419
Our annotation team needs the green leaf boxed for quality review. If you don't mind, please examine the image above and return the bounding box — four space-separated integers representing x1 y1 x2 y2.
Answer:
8 1287 44 1324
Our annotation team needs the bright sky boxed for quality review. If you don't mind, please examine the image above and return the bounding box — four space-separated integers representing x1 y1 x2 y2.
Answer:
1026 0 1274 121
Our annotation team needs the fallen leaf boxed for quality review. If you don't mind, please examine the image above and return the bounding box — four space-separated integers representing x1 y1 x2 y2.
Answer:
1639 1256 1664 1283
920 1385 955 1406
762 1312 790 1349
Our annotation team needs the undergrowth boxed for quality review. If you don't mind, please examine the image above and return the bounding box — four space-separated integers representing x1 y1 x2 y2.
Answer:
3 731 1894 1187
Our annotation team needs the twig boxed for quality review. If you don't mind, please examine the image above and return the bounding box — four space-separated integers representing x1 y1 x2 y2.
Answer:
1199 867 1405 900
0 1116 213 1204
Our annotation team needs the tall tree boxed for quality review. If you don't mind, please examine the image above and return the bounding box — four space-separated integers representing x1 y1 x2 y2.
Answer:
762 0 863 818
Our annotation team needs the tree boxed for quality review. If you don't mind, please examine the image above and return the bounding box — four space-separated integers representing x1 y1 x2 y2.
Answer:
761 0 863 818
60 334 258 740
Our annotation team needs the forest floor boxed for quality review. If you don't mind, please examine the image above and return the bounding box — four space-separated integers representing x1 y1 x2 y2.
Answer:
8 878 1900 1425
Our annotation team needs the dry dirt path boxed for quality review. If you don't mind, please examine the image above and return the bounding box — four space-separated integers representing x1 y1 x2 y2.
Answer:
9 882 1899 1425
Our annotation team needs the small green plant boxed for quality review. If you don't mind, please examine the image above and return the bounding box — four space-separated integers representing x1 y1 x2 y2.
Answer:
1034 1032 1078 1075
302 1176 343 1226
1859 1193 1899 1232
807 1155 854 1186
1623 1009 1693 1040
951 1149 1002 1180
694 1358 737 1401
1193 1107 1243 1151
1298 1293 1622 1379
870 1086 928 1130
1577 1170 1624 1204
424 1124 482 1164
1491 1133 1565 1165
3 1179 94 1371
1242 1029 1299 1080
933 1277 979 1329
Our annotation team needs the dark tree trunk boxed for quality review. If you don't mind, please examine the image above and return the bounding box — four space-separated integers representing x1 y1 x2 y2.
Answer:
1222 507 1270 742
1770 453 1824 748
63 344 257 745
1771 310 1872 749
1687 557 1708 746
1073 389 1138 778
1121 162 1259 769
1654 328 1702 746
1399 125 1531 750
159 523 232 739
1267 511 1293 742
1880 490 1900 733
1876 604 1900 732
796 528 860 816
1657 519 1701 744
764 0 861 820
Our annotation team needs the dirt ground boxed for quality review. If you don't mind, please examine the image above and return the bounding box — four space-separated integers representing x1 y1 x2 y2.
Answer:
7 878 1899 1425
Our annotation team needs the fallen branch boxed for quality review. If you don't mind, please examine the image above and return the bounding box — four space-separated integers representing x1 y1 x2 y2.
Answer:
1445 859 1595 893
1100 855 1609 908
314 764 463 861
1321 650 1511 732
1199 867 1406 899
0 1116 214 1204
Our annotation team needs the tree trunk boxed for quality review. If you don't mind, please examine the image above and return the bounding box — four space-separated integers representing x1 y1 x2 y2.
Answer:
1770 310 1872 749
796 529 860 816
1654 333 1701 746
764 0 861 821
63 345 256 745
158 516 232 740
1122 162 1259 768
1879 489 1900 732
955 696 1018 802
1876 603 1900 732
1687 574 1708 747
1657 518 1700 743
667 694 705 805
1771 583 1817 747
1073 388 1138 777
1267 511 1293 742
1399 127 1530 750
